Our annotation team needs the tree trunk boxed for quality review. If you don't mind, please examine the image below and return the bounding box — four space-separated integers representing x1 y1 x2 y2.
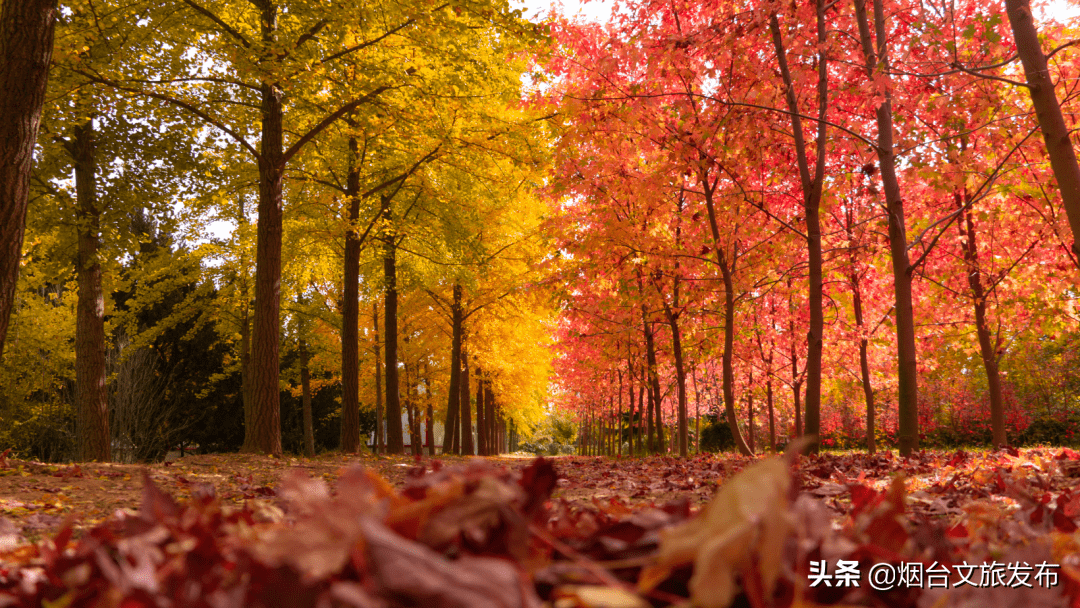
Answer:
0 0 57 358
340 137 362 453
383 225 403 454
299 332 315 457
769 6 828 453
425 362 436 456
460 338 473 455
373 299 383 453
475 369 487 456
747 367 755 453
444 284 462 454
846 205 876 454
663 302 689 457
247 1 285 455
789 306 803 439
1004 0 1080 267
854 0 919 455
69 120 110 463
957 191 1007 447
617 369 623 457
699 172 753 456
643 314 665 454
485 381 497 455
767 370 776 451
627 352 636 455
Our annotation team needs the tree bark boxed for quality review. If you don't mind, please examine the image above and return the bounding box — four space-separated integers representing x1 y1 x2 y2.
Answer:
383 223 403 454
247 0 285 455
459 338 473 455
854 0 919 455
769 6 828 453
845 204 876 453
0 0 57 358
475 369 487 456
1004 0 1080 267
663 300 688 457
627 352 636 455
68 120 110 462
485 381 496 455
642 312 665 454
425 369 436 456
299 332 315 457
699 171 753 456
340 137 362 453
956 191 1007 447
373 299 383 453
444 283 462 454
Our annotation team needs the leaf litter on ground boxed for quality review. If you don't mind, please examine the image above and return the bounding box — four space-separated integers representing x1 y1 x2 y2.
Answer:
1 447 1079 607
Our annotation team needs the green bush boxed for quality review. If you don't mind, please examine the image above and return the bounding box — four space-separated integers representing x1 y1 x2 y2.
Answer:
1016 414 1080 447
700 420 736 453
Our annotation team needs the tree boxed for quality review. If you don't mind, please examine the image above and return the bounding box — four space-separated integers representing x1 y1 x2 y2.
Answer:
0 0 58 358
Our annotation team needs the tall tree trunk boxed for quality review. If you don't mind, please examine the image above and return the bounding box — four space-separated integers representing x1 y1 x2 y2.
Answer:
846 205 877 454
691 367 701 454
642 313 665 454
444 284 462 454
460 338 473 455
373 300 383 453
247 0 286 455
644 357 655 453
485 381 496 455
770 6 828 453
627 352 636 455
299 331 315 458
237 196 255 453
68 120 109 462
340 138 362 453
663 301 688 457
383 226 403 454
0 0 57 358
767 369 776 451
425 367 436 456
747 367 755 454
956 191 1007 447
699 171 753 456
475 369 487 455
617 369 623 457
1004 0 1080 267
854 0 919 455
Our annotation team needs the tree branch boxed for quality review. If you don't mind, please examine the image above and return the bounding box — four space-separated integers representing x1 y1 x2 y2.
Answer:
181 0 252 48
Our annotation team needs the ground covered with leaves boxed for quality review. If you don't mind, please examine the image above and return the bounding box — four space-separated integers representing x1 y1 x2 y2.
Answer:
2 447 1080 607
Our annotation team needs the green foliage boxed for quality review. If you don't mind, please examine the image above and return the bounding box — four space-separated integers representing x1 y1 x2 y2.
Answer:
1016 414 1080 447
519 409 576 455
700 418 736 453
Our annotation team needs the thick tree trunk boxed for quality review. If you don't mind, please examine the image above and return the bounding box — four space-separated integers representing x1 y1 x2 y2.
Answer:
373 300 383 453
855 0 919 455
0 0 57 358
1005 0 1080 266
247 1 285 455
69 120 109 462
300 334 315 457
957 192 1007 447
340 138 362 453
769 7 827 453
459 338 473 455
383 229 403 454
444 284 462 454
